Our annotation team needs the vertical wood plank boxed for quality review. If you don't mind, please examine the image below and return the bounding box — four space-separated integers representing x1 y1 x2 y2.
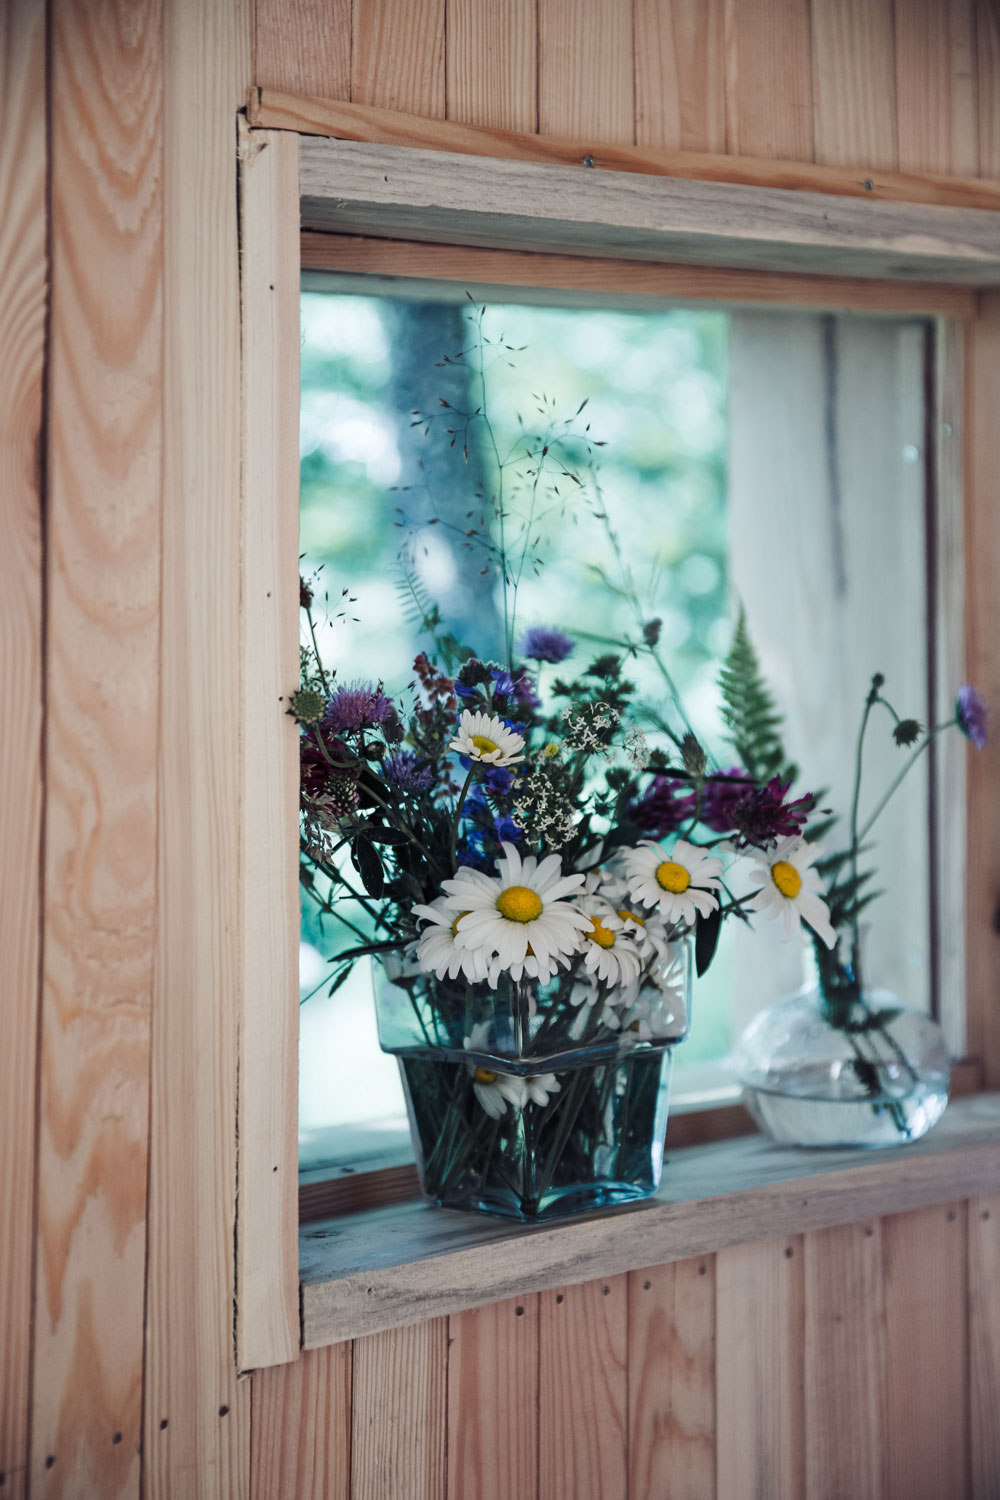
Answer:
31 1 162 1495
723 0 814 160
628 1258 716 1500
803 1221 886 1500
538 1276 628 1500
0 4 45 1497
894 0 979 176
969 1193 1000 1499
633 0 726 153
352 0 445 116
236 122 302 1371
255 0 352 100
351 1320 448 1500
810 0 898 169
882 1203 968 1499
143 1 254 1494
447 1296 539 1500
447 0 537 132
964 294 1000 1082
978 0 1000 178
250 1344 351 1500
715 1238 805 1500
537 0 634 143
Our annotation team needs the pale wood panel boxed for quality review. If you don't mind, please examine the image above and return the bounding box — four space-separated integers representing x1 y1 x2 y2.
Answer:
723 0 814 161
237 123 302 1369
351 1320 448 1500
250 1345 351 1500
803 1221 886 1500
810 0 898 169
537 0 634 143
964 295 1000 1080
882 1202 968 1499
302 232 976 320
447 0 537 132
0 3 45 1495
143 1 253 1494
255 88 1000 210
979 0 1000 178
628 1258 716 1500
447 1296 539 1500
538 1277 628 1500
633 0 726 153
716 1238 805 1500
969 1193 1000 1499
31 0 162 1495
895 0 979 176
255 0 351 100
352 0 444 116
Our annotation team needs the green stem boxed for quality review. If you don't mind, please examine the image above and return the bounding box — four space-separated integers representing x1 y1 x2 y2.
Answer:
449 764 476 871
848 692 875 979
856 718 956 844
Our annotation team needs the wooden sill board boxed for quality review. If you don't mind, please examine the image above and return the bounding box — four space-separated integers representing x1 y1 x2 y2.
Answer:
300 1093 1000 1348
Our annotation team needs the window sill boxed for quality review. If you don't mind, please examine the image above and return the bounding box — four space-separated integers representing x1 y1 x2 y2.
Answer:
299 1091 1000 1348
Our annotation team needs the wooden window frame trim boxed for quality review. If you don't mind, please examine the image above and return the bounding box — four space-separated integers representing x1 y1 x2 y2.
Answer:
237 109 1000 1368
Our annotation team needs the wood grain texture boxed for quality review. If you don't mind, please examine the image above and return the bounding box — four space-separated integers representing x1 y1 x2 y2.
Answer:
810 0 898 169
351 0 444 116
447 0 537 132
301 232 976 319
298 137 1000 285
628 1258 716 1500
255 87 1000 209
964 295 1000 1080
31 1 161 1494
537 0 634 143
255 0 351 100
803 1221 886 1500
447 1296 539 1500
723 0 814 160
969 1193 1000 1499
250 1344 351 1500
715 1238 805 1500
538 1277 628 1500
895 0 979 176
237 123 302 1370
143 2 253 1495
351 1319 447 1500
979 0 1000 178
882 1202 968 1499
634 0 725 152
0 3 45 1495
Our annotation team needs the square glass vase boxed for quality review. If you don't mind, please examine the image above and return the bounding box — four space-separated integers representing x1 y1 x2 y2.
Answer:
372 943 691 1223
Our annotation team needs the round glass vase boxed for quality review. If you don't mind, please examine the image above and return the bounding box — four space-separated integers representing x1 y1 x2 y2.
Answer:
372 943 692 1222
733 936 951 1148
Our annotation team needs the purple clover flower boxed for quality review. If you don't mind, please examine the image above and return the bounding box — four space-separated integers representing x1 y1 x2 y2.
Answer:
630 777 698 837
728 777 814 850
517 626 574 664
699 767 753 833
956 684 988 750
382 751 434 793
322 681 397 736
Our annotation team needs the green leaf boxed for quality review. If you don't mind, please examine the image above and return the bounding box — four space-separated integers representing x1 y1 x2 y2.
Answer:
717 609 786 782
351 837 385 898
695 907 723 978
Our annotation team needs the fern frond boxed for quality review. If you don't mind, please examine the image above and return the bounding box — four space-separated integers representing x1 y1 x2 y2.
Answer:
717 610 786 781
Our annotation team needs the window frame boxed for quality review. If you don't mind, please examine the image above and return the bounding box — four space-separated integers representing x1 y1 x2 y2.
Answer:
237 114 1000 1369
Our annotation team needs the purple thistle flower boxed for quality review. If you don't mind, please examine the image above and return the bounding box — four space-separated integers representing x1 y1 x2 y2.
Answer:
729 776 814 850
956 684 989 750
322 681 398 736
517 626 574 664
630 777 698 837
383 750 434 793
699 767 753 833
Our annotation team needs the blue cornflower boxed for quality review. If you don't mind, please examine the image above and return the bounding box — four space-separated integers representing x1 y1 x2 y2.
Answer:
490 668 516 696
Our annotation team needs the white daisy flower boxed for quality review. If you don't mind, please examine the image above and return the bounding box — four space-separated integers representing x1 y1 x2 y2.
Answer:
523 1072 561 1107
614 902 673 963
449 709 526 767
447 842 590 977
411 894 493 983
746 836 837 948
619 944 688 1040
463 1024 526 1117
623 838 723 926
577 899 643 988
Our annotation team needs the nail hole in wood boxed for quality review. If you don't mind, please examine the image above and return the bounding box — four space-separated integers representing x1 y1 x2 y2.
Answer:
556 1293 564 1304
983 1210 991 1220
864 1226 874 1236
112 1433 122 1445
643 1280 651 1290
785 1245 794 1258
864 179 874 191
602 1285 610 1295
947 1209 957 1221
45 1456 55 1469
698 1264 707 1275
219 1405 229 1418
160 1420 169 1431
515 1305 524 1316
583 155 595 167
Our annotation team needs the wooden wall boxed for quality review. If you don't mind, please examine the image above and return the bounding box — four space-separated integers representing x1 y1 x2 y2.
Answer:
3 1 1000 1497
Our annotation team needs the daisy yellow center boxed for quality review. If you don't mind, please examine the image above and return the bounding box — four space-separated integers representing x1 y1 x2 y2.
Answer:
473 1067 498 1084
771 860 802 899
496 885 543 923
618 908 645 927
655 860 690 894
471 735 499 755
587 916 616 949
450 911 470 936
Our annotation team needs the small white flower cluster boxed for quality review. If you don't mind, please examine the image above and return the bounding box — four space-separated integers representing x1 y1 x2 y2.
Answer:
560 701 619 757
623 726 651 771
